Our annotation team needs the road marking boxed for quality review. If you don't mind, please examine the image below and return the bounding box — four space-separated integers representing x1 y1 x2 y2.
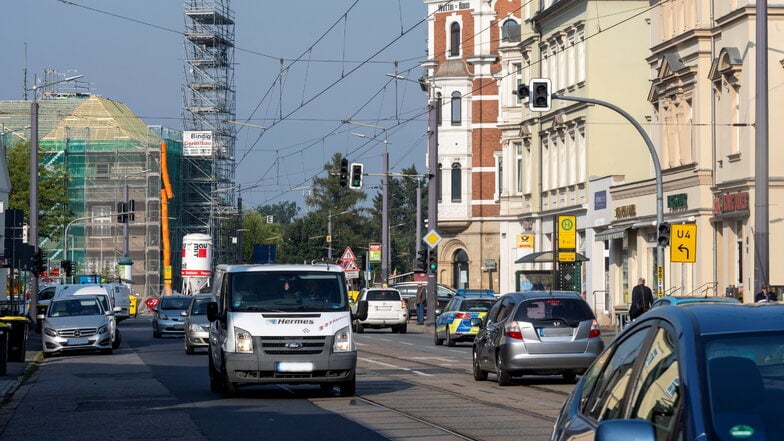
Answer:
360 357 433 377
398 341 414 346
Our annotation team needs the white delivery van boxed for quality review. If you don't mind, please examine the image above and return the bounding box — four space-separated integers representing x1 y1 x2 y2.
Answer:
206 263 367 397
102 283 131 322
52 284 121 349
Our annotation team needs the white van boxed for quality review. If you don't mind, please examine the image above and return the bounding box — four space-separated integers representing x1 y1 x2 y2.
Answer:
102 283 131 322
206 263 367 397
52 284 122 349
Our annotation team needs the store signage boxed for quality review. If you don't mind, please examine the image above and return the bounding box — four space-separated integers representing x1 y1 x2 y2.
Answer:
667 193 688 211
594 190 607 210
713 192 749 214
615 205 636 219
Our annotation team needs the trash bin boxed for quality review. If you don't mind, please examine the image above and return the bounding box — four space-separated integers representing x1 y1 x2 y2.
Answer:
0 316 29 362
129 294 138 317
0 323 9 376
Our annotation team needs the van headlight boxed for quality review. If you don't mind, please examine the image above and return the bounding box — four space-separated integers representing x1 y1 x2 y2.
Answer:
333 326 353 352
234 327 253 353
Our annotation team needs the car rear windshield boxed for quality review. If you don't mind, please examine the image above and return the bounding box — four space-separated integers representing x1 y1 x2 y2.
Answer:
366 290 401 301
462 299 495 312
514 298 594 323
229 271 349 312
160 297 190 310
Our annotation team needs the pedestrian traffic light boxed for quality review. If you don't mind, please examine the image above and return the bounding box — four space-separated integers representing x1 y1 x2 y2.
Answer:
415 249 428 271
61 260 74 278
657 222 671 247
528 78 552 112
357 253 366 272
339 158 349 187
428 249 437 273
349 163 364 190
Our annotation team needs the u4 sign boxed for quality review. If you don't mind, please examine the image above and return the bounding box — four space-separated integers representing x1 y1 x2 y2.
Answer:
670 224 697 263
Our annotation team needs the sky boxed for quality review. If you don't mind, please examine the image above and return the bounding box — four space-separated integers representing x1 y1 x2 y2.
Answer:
0 0 430 211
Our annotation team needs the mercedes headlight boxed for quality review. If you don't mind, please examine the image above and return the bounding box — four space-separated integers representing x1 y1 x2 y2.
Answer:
43 327 58 337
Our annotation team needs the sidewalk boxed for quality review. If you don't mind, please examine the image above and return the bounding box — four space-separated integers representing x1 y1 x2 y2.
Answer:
0 325 41 402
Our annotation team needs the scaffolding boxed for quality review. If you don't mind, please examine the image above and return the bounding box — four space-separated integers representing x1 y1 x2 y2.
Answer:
38 96 162 298
183 0 239 267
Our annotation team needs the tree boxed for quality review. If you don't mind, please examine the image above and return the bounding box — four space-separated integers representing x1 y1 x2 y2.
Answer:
239 210 281 263
6 140 73 246
255 201 299 225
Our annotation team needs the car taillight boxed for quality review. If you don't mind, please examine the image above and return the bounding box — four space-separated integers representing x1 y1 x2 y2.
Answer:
589 320 601 339
456 312 471 319
401 300 408 309
505 322 523 340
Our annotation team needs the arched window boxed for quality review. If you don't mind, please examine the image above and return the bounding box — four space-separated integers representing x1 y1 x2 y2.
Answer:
450 22 461 56
436 92 443 126
451 92 462 125
453 249 469 290
501 19 520 43
451 163 462 202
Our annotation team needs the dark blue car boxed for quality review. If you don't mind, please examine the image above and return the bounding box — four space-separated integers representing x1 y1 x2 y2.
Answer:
550 303 784 441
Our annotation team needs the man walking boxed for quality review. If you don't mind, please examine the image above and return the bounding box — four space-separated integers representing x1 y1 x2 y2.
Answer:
629 278 653 320
415 283 426 325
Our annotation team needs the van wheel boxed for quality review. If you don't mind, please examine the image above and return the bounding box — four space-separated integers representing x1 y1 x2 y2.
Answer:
222 354 237 397
208 353 222 394
339 377 356 397
472 349 487 381
112 330 121 349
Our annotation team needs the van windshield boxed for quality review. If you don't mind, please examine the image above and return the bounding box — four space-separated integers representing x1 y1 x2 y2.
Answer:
228 271 348 312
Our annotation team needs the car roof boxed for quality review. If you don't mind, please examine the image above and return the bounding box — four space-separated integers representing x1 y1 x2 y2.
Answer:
637 303 784 335
192 293 215 299
500 291 584 301
455 289 495 297
656 295 739 304
215 263 344 273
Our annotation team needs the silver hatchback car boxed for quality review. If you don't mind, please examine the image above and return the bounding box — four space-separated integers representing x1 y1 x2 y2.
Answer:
152 295 192 338
472 291 604 385
184 293 215 354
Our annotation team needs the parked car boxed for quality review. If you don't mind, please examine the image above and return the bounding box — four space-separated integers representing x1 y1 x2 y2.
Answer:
651 295 740 308
434 291 497 346
389 282 456 317
352 287 408 333
102 283 132 321
42 295 114 357
152 295 192 338
550 302 784 441
472 291 604 385
184 293 214 354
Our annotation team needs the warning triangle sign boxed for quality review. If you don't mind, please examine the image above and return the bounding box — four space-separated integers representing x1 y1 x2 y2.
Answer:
343 260 359 271
341 246 356 262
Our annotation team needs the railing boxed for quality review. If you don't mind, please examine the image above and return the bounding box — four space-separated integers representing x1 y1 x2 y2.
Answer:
592 290 608 316
687 281 718 297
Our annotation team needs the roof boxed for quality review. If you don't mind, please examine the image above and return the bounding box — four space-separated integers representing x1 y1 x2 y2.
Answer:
515 251 589 263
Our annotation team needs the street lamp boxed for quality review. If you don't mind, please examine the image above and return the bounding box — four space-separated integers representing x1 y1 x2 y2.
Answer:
327 210 351 261
345 120 389 285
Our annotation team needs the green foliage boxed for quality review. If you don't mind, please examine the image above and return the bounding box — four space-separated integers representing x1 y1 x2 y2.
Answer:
255 201 299 225
239 210 281 263
6 141 74 247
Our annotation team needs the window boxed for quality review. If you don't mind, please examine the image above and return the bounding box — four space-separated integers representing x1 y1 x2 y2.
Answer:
513 63 523 105
91 205 112 237
450 22 461 56
501 19 520 43
628 327 681 440
496 154 503 198
451 163 462 202
436 92 443 126
515 142 523 193
451 91 462 125
437 163 443 202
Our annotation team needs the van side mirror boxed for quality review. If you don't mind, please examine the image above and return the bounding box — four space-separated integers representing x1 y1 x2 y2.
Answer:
355 300 369 321
206 302 219 322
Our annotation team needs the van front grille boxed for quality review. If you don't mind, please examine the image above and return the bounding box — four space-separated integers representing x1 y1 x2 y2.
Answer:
260 335 327 355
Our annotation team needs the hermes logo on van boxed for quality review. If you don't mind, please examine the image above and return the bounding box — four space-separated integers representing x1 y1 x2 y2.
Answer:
268 319 315 325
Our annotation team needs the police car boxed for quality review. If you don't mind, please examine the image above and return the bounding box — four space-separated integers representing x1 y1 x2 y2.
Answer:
434 290 497 347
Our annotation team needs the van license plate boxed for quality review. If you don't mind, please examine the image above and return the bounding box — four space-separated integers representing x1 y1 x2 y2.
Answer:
67 338 89 346
275 362 314 372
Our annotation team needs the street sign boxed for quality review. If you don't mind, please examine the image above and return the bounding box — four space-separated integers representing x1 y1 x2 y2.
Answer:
558 215 576 249
423 230 442 249
326 235 332 243
558 251 576 262
340 246 356 262
369 243 382 263
670 224 697 263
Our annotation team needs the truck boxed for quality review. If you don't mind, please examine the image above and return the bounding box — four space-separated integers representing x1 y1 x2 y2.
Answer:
206 263 367 397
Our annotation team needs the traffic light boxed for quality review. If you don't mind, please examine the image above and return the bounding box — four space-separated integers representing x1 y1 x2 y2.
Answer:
128 199 136 222
657 222 671 247
529 78 552 112
516 83 529 100
117 202 128 223
32 249 46 276
357 253 366 271
349 163 364 190
61 260 74 278
415 249 428 271
339 158 349 187
428 249 437 273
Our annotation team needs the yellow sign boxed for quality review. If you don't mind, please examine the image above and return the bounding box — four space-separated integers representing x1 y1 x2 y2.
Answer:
558 215 576 249
517 234 534 249
369 243 382 263
558 251 576 262
423 230 442 248
326 235 332 243
164 265 172 281
670 224 697 263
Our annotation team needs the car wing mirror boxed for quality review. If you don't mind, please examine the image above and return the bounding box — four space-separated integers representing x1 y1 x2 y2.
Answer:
355 300 369 321
180 310 188 317
434 308 442 316
206 301 219 322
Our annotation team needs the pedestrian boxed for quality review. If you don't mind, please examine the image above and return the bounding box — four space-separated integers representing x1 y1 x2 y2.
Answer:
415 283 426 325
629 278 653 320
755 284 776 302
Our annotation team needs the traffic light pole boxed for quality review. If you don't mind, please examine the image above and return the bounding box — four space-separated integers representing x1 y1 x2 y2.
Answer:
426 98 439 325
553 94 664 294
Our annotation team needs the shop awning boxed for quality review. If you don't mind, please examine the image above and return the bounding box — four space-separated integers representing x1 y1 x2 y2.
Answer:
515 251 589 264
594 227 629 242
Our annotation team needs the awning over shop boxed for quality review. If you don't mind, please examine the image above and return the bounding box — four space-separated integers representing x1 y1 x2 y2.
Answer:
594 227 629 242
515 251 589 264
